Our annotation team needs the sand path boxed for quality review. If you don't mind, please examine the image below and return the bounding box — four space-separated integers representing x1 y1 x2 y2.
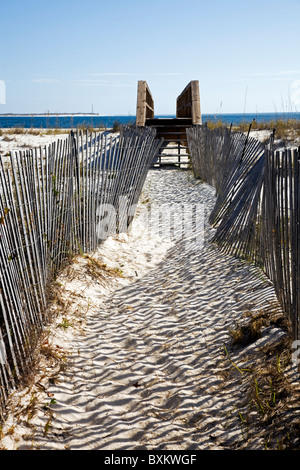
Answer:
2 168 287 450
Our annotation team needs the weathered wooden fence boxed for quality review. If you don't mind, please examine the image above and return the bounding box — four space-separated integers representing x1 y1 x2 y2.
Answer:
0 126 162 418
187 124 300 341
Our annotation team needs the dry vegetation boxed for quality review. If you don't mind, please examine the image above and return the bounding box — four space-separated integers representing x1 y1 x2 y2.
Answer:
0 128 69 137
238 119 300 142
1 118 299 144
0 251 125 448
206 118 300 146
224 305 300 449
0 125 109 138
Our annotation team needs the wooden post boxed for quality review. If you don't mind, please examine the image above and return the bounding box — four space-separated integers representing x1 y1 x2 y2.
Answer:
191 80 201 125
136 81 146 126
176 80 202 125
136 81 154 127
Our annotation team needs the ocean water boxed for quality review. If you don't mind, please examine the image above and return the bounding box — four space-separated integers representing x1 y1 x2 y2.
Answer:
0 113 300 129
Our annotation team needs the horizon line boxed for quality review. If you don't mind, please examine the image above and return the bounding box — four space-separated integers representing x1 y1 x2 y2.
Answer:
1 111 300 117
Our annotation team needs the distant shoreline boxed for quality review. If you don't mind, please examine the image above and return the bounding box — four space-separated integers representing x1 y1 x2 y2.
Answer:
0 112 299 131
1 112 300 117
0 113 100 117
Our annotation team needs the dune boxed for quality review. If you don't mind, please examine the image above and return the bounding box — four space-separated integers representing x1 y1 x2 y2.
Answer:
1 161 298 451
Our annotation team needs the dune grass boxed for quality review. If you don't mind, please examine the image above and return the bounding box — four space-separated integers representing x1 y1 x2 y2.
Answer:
205 118 300 142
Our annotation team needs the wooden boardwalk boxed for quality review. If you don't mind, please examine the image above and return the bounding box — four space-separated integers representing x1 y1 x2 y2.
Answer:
136 80 201 168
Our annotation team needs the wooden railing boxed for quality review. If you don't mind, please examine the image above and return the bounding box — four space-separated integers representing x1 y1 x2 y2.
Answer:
136 80 202 127
136 81 155 127
176 80 202 125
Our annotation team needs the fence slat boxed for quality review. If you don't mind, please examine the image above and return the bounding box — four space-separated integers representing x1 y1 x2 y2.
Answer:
187 124 300 341
0 126 161 417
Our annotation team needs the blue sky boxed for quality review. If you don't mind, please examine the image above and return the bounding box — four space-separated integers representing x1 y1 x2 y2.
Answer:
1 0 300 115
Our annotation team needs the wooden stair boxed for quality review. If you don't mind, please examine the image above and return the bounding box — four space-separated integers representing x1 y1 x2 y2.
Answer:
136 80 201 168
146 117 192 167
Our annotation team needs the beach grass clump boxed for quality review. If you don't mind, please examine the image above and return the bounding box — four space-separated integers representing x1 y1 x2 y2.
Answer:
5 127 26 135
271 119 300 141
249 364 290 418
224 304 300 449
228 311 269 348
84 254 124 281
233 118 300 141
112 120 121 133
76 124 95 133
0 128 70 137
206 118 300 143
206 119 228 130
75 124 107 133
2 136 14 143
42 128 69 136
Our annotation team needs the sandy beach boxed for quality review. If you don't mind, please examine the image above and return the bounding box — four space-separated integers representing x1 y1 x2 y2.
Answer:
0 139 299 449
2 0 300 451
0 127 298 159
0 129 70 156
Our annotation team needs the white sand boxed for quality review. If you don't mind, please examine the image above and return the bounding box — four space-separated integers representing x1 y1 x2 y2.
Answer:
248 129 300 150
1 131 299 450
1 159 298 450
0 127 298 158
0 129 70 156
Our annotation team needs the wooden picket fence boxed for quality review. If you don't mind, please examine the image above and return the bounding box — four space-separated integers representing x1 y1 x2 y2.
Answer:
0 126 162 418
187 124 300 342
